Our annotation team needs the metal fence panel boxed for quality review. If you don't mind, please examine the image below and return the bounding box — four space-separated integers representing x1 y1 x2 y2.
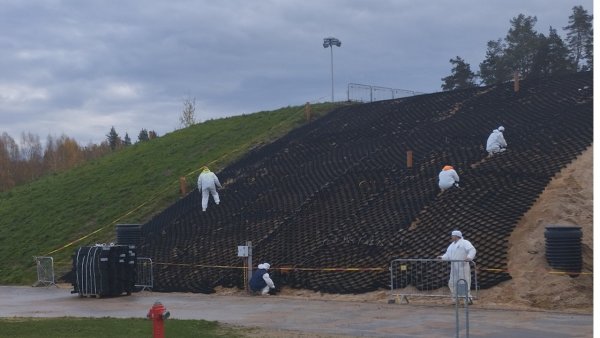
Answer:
389 258 478 303
34 256 56 287
135 257 153 291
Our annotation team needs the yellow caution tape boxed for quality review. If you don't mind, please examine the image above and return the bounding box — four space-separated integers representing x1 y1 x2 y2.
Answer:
153 262 386 272
153 263 592 275
480 268 592 275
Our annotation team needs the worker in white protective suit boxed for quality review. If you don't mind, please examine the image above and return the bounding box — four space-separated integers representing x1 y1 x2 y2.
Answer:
197 166 222 211
438 230 477 304
438 165 460 192
486 126 507 156
249 263 276 295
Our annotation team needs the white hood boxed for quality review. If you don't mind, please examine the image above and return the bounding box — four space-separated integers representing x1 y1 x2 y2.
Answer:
258 263 270 270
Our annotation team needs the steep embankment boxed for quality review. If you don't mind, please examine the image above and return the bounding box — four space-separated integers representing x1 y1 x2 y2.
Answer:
139 72 592 295
254 146 593 313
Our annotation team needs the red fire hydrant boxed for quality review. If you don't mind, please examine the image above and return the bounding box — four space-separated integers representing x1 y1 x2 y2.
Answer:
147 301 170 338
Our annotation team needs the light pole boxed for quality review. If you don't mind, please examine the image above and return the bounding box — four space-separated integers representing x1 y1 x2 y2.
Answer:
323 37 341 102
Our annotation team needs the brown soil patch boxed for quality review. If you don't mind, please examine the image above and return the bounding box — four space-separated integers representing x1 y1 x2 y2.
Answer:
482 145 593 312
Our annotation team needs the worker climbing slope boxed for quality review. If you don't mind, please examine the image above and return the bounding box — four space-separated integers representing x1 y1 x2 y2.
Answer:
197 166 222 212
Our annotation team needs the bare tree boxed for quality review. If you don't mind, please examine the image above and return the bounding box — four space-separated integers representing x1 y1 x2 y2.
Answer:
0 131 110 191
179 97 197 128
0 134 15 191
20 132 43 180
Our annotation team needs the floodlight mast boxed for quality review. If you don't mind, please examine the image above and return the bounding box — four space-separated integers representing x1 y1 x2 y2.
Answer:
323 37 341 102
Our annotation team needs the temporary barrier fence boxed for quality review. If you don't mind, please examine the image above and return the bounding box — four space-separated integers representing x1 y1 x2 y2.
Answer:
136 257 154 291
33 256 57 287
389 258 478 304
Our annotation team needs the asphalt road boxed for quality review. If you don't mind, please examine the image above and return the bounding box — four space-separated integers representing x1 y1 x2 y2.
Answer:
0 286 592 337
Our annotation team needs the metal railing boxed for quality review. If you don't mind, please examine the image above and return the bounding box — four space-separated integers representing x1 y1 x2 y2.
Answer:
135 257 153 291
347 83 423 103
389 258 478 304
33 256 57 287
455 278 470 338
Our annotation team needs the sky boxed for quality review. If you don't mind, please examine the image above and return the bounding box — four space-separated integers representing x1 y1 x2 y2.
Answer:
0 0 594 146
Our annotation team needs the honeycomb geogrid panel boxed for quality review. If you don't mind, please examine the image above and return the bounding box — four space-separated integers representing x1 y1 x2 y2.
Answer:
139 72 592 294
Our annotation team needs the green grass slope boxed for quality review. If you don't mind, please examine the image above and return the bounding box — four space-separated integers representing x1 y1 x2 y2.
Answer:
0 103 341 284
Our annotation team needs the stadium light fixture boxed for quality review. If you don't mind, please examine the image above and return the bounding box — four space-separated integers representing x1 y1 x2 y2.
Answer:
323 37 342 102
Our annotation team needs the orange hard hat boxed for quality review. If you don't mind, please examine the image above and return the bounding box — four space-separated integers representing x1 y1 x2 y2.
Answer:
443 165 454 171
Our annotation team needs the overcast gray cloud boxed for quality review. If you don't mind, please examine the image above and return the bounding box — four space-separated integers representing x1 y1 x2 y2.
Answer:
0 0 593 145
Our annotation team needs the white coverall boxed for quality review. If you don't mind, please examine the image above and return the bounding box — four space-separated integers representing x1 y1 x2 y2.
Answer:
197 169 222 211
440 238 476 300
438 169 460 191
486 129 507 155
257 263 276 295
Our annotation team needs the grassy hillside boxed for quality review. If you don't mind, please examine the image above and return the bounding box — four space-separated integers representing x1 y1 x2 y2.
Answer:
0 103 341 284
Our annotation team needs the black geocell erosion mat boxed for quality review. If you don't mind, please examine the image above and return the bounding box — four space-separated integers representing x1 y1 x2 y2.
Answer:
138 72 593 294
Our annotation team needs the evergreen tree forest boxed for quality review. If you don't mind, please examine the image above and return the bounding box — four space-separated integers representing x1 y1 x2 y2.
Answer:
442 6 592 90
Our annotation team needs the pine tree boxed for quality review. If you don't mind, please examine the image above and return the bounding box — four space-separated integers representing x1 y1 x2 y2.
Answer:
138 129 149 143
564 5 593 71
123 133 132 146
106 126 121 151
531 27 575 78
479 39 512 85
503 14 543 78
441 57 477 91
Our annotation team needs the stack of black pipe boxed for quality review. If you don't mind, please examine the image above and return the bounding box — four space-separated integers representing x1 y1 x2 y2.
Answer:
71 244 137 297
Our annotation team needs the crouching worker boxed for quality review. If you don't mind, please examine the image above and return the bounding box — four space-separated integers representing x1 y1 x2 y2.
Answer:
438 165 460 192
486 126 507 157
249 263 276 295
